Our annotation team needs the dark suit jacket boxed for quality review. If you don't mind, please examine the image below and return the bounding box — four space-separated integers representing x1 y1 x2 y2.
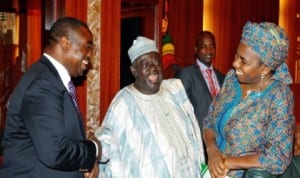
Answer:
176 63 225 130
0 56 96 178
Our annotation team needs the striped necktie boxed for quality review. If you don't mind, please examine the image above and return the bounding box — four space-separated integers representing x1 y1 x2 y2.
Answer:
68 81 79 109
206 69 217 98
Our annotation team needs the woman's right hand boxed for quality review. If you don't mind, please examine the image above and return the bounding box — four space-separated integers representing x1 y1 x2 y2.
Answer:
207 146 228 178
203 129 228 177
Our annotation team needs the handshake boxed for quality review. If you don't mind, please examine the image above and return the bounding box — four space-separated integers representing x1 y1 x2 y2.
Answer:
85 127 102 178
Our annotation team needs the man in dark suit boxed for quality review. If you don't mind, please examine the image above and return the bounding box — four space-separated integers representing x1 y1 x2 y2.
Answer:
176 31 225 131
0 17 100 178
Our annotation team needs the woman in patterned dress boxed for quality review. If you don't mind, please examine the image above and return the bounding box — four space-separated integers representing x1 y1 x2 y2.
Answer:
203 21 295 178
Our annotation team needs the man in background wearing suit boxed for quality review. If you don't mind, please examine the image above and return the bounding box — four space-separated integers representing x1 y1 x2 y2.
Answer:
0 17 100 178
176 31 225 160
176 31 225 163
177 31 225 129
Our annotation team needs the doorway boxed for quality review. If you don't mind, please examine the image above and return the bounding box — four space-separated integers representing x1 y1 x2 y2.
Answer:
120 1 160 89
120 17 142 88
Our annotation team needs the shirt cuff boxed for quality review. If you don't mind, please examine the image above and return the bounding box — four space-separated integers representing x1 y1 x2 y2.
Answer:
91 140 98 158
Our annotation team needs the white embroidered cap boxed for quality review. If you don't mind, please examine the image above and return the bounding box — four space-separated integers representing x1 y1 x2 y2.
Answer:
128 36 159 63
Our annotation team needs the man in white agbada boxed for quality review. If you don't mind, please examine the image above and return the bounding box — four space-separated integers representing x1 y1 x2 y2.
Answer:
95 36 206 178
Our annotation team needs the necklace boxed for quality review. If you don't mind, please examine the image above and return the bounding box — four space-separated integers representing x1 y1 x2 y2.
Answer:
243 75 272 99
244 89 255 98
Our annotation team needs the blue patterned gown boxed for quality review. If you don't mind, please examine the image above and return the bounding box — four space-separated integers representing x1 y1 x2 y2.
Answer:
203 69 295 177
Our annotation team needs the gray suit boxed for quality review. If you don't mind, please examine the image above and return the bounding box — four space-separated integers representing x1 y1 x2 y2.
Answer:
176 63 225 130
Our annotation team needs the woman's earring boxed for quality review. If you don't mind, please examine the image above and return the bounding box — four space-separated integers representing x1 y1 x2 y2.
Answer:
260 73 265 89
261 73 265 81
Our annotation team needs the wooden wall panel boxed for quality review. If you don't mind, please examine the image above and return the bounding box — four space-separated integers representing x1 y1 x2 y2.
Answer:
27 0 42 67
0 45 15 129
64 0 88 123
100 0 121 122
64 0 87 21
167 0 203 67
279 0 299 83
291 84 300 123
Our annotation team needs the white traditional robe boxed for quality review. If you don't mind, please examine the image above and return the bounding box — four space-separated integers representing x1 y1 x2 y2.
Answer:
95 79 205 178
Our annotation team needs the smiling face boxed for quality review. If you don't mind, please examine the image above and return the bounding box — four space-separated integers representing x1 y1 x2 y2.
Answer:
61 27 94 77
233 43 265 85
130 52 163 95
194 32 216 67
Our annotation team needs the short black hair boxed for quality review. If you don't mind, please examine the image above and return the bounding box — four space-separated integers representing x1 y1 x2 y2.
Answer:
47 16 89 45
195 31 216 46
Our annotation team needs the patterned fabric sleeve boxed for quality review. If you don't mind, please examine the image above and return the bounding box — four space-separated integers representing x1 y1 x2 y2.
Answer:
258 84 295 174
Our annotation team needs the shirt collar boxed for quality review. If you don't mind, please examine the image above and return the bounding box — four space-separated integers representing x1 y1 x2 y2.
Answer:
43 53 71 90
196 59 213 71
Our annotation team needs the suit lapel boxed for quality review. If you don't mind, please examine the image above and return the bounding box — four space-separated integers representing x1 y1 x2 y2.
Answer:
193 63 211 94
40 56 86 139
